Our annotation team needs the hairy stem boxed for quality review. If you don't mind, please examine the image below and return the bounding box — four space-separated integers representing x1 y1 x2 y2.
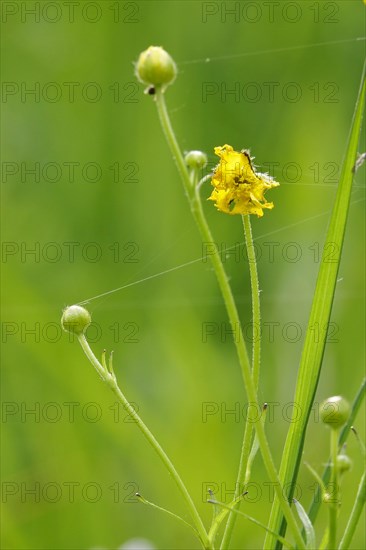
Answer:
220 214 262 549
154 89 305 550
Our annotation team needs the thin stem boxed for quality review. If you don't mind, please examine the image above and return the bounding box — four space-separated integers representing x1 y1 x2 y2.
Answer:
307 378 366 526
220 214 262 549
154 89 306 550
338 469 366 549
154 89 194 201
220 423 253 549
328 429 339 549
243 214 262 390
77 334 212 550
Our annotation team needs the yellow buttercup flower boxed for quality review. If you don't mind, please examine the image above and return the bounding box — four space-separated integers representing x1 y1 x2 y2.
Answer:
209 144 279 217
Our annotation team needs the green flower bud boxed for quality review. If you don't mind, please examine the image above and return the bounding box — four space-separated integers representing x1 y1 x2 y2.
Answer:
135 46 177 90
184 150 208 170
61 305 91 335
320 396 350 429
336 454 352 474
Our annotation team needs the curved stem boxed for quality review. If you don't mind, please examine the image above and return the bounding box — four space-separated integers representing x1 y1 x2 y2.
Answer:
220 214 262 549
154 89 305 550
77 334 212 550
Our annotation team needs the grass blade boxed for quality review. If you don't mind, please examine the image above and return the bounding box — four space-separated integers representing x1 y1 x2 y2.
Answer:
265 60 366 549
136 493 198 536
208 499 295 549
338 470 366 549
293 499 316 550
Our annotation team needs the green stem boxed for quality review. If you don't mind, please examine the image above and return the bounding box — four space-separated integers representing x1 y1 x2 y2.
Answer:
220 423 252 549
328 429 339 549
220 215 262 549
338 469 366 549
154 89 305 550
242 214 262 391
307 378 366 526
77 334 212 550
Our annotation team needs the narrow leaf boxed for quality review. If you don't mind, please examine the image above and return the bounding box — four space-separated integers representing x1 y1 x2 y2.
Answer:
208 499 295 549
208 492 247 541
293 499 316 550
338 470 366 549
265 61 366 549
304 462 327 497
351 425 366 458
245 403 268 484
136 493 198 536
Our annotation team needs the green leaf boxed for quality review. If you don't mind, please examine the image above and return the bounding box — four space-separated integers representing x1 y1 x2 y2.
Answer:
338 470 366 549
293 499 316 550
136 493 198 536
245 403 268 484
208 499 295 549
304 462 327 499
208 492 247 542
265 60 366 549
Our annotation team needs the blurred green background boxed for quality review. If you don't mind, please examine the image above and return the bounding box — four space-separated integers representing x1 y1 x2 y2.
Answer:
2 1 365 549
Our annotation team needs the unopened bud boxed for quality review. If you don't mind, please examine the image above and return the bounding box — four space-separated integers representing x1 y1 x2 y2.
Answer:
336 454 352 474
61 305 91 335
184 150 208 170
135 46 177 90
320 396 350 429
